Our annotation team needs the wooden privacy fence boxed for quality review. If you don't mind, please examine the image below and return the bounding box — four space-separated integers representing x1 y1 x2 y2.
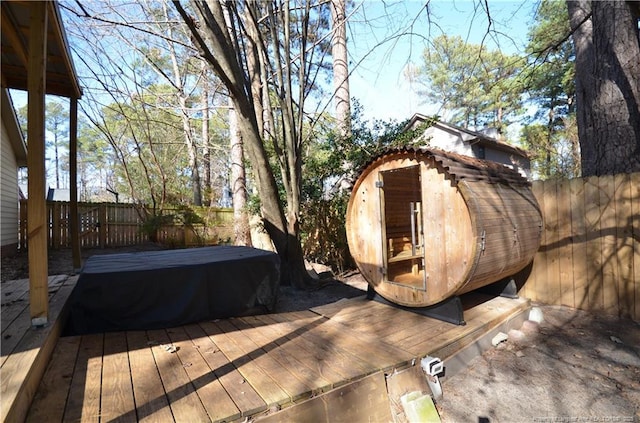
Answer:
18 201 234 250
520 172 640 321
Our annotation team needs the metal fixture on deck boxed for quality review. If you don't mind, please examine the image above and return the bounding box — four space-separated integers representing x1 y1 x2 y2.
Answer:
421 356 444 399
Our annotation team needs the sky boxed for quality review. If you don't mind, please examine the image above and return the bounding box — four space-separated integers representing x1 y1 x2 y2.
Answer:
10 0 539 189
12 0 538 124
346 0 538 123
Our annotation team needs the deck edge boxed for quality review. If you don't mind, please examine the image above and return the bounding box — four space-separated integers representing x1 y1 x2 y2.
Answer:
1 275 77 423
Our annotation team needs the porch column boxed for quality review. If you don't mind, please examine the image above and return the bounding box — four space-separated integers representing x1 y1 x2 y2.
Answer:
69 97 81 270
27 2 49 326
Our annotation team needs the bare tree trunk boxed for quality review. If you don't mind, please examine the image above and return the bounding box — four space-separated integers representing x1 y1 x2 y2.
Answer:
176 0 314 289
568 0 640 176
201 70 212 206
228 97 252 246
166 30 203 205
330 0 351 137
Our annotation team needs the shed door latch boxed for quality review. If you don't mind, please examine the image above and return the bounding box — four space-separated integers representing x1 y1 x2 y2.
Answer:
375 180 384 188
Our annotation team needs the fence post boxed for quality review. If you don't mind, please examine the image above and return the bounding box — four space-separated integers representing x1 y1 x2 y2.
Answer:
19 200 27 250
99 203 107 248
50 202 58 248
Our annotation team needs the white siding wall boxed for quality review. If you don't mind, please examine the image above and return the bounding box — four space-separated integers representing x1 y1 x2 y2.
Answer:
1 121 20 254
485 148 531 180
423 127 473 156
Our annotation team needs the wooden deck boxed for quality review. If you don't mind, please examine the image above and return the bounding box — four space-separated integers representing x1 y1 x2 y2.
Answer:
16 289 528 422
1 275 78 423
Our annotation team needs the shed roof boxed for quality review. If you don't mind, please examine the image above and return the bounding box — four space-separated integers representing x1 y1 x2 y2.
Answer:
1 1 82 99
405 114 528 159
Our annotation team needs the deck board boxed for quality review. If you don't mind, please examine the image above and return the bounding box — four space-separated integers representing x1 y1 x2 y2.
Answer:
25 336 81 422
64 333 104 423
213 318 316 402
230 317 333 394
147 328 211 423
0 275 77 423
165 326 241 422
252 313 367 384
125 330 174 423
22 289 529 422
182 322 266 417
1 275 71 365
200 320 291 407
101 331 137 423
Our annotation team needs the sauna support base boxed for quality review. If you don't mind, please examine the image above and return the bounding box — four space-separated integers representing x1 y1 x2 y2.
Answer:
367 286 466 326
478 278 519 299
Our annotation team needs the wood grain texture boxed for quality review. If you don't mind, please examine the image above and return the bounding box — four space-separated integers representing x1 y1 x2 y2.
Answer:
101 331 136 422
254 372 392 423
584 176 604 311
347 151 540 308
569 178 588 309
523 172 639 319
26 0 49 323
199 320 290 407
230 318 333 394
544 179 561 305
556 179 575 307
600 175 620 314
165 325 240 422
0 276 76 423
26 336 81 423
183 323 266 417
147 329 210 423
126 330 174 423
631 172 640 321
614 174 633 318
257 312 373 383
64 333 104 423
24 291 529 423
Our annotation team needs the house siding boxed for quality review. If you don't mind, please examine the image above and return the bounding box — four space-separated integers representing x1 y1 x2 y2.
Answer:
484 148 531 180
1 121 20 256
419 123 531 180
422 127 473 156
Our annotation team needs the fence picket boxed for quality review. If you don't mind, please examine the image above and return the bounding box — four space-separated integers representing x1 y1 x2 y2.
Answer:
600 175 619 315
544 179 561 305
631 172 640 321
584 176 604 311
18 201 233 250
614 174 634 319
570 177 588 310
556 178 574 308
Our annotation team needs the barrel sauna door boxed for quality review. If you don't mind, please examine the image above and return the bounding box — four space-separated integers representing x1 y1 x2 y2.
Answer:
379 165 426 290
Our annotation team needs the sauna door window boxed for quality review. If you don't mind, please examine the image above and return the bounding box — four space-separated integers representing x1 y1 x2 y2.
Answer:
379 165 426 290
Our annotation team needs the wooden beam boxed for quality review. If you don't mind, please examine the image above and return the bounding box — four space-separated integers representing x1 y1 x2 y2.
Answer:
0 3 29 69
69 97 82 269
27 1 49 326
47 2 82 99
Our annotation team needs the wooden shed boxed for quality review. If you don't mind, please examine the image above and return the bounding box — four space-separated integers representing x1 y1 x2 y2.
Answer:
346 147 542 308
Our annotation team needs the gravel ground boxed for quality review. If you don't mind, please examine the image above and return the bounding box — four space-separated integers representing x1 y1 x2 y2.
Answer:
436 305 640 423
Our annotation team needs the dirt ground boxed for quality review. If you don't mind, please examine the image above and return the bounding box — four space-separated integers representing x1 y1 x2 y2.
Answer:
437 305 640 422
2 246 639 421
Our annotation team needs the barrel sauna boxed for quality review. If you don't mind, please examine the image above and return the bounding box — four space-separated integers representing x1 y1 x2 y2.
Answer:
346 147 542 308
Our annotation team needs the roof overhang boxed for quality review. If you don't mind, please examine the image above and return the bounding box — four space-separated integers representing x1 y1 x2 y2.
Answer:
1 1 82 99
1 88 27 166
